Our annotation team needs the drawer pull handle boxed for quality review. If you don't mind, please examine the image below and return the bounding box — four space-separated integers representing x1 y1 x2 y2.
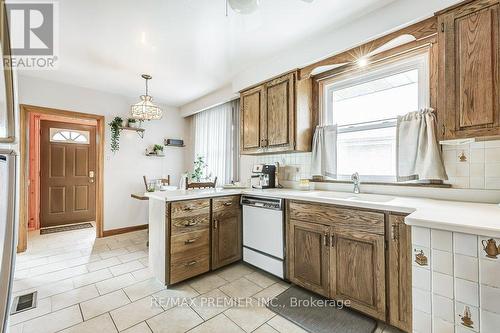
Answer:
214 219 219 229
185 260 198 267
184 238 197 244
183 207 193 211
223 202 232 206
183 220 198 227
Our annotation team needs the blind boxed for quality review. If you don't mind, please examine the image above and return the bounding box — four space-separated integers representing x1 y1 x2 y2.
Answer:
193 99 240 184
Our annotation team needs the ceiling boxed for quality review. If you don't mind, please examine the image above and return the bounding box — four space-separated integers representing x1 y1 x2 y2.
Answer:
19 0 397 107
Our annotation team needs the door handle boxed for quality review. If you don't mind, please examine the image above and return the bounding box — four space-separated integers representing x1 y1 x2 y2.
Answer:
330 234 335 247
323 233 329 247
89 170 95 183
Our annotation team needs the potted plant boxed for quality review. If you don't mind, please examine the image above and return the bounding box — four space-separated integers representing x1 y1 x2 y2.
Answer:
191 155 207 182
108 117 123 152
153 144 164 156
127 118 139 128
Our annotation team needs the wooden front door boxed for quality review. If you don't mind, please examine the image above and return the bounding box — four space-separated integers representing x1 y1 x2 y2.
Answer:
40 121 96 227
330 230 386 320
288 219 330 297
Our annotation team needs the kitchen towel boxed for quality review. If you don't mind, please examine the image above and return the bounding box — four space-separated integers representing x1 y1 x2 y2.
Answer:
311 125 337 178
396 108 448 181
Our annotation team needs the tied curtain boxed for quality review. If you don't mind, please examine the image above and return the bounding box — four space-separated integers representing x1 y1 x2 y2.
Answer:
396 108 448 181
311 125 338 178
193 99 240 185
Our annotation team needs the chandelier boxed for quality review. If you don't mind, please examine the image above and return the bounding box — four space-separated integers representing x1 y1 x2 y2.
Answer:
130 74 163 121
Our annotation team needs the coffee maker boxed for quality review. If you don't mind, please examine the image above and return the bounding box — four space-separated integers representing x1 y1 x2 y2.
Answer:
251 164 277 189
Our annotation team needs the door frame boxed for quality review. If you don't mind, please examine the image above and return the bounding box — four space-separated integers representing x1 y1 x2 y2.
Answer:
18 104 105 252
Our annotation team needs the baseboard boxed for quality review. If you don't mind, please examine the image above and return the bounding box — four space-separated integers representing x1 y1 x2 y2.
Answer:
102 224 148 237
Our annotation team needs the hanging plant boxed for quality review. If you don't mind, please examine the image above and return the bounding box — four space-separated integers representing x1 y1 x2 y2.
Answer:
108 116 123 152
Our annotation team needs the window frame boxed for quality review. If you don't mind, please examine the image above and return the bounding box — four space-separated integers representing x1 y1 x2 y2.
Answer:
318 52 430 182
49 128 90 144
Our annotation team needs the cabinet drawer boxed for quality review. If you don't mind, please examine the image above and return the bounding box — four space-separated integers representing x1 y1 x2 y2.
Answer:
289 201 385 235
171 230 209 254
170 247 210 284
171 215 210 235
212 196 240 212
171 199 210 218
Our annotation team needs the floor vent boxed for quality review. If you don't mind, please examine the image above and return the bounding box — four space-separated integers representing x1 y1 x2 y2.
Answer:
10 291 37 315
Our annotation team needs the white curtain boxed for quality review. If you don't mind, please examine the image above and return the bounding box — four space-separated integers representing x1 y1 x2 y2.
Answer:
396 108 448 181
193 100 239 185
311 125 338 178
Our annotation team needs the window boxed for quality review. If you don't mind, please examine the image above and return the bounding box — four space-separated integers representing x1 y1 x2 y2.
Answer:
49 128 89 144
321 53 429 182
193 99 240 184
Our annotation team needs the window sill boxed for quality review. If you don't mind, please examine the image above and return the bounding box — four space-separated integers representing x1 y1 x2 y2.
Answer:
307 179 452 188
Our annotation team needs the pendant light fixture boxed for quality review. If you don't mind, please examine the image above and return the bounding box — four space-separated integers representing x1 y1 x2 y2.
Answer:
130 74 163 121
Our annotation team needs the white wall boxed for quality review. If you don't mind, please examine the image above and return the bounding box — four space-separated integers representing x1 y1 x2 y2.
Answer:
17 75 187 231
179 0 461 114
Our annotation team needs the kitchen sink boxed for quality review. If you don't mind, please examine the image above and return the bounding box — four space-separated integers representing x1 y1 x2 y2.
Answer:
302 191 394 203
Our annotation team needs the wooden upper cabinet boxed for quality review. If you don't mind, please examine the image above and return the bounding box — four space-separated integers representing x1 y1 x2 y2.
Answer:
240 70 313 154
438 0 500 139
387 214 412 332
264 73 294 149
288 219 330 297
241 85 264 151
330 229 386 321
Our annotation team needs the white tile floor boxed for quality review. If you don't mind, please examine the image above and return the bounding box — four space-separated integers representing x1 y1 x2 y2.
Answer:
8 226 401 333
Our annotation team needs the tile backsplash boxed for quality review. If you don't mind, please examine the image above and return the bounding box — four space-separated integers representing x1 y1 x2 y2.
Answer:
253 139 500 190
442 140 500 190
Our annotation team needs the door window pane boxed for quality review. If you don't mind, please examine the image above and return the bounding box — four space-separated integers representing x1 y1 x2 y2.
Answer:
50 128 89 144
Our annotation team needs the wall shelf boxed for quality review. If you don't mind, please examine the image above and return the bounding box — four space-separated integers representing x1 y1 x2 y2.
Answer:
120 126 145 138
164 144 185 147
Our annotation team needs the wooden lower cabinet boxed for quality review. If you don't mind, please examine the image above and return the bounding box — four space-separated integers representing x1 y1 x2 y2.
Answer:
288 219 330 297
167 196 242 285
287 201 411 332
387 214 412 332
212 207 242 269
330 230 386 320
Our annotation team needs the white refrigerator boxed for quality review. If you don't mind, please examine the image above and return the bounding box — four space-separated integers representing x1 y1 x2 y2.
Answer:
0 2 19 332
0 151 17 333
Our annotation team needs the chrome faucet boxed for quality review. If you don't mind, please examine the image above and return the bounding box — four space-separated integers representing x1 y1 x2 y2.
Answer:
351 172 360 194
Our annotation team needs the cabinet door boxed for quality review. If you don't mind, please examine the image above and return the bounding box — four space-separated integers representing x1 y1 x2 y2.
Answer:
438 0 500 139
387 215 412 332
330 229 386 320
241 85 264 152
264 73 295 150
212 209 242 269
288 219 330 297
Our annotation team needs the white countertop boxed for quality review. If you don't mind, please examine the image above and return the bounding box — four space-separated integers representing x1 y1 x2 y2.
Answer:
146 188 500 237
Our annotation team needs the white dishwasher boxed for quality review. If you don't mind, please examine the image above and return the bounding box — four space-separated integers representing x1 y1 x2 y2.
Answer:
241 195 285 278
